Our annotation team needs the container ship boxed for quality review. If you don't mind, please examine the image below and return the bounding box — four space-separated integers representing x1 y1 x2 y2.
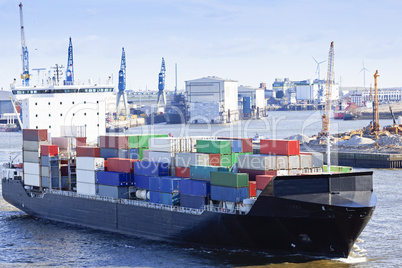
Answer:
2 130 376 258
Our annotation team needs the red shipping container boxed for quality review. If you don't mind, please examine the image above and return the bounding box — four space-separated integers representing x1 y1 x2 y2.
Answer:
249 181 257 197
76 137 87 147
23 129 48 141
107 158 138 173
76 146 100 157
104 160 108 171
175 166 190 178
260 139 299 156
99 136 128 149
209 154 221 166
238 168 274 181
41 145 59 156
256 175 274 190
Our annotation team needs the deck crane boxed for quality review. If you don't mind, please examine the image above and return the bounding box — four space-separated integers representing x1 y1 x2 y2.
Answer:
156 57 166 109
116 47 128 118
19 2 31 87
65 37 74 85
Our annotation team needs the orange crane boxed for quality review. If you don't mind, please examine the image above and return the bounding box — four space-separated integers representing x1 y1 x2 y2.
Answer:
372 70 380 133
321 41 335 136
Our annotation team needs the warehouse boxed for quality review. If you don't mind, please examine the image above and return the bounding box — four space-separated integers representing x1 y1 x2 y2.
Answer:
185 76 239 124
238 85 265 118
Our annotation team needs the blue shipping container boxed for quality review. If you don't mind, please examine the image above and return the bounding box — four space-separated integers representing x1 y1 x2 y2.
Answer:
133 161 169 176
149 176 161 191
160 177 181 193
100 148 128 159
180 194 208 209
210 185 249 203
98 185 129 199
190 165 229 181
160 192 180 206
149 191 161 204
231 140 242 153
40 155 58 167
128 148 139 159
179 179 192 195
96 171 130 186
134 175 150 189
179 179 210 197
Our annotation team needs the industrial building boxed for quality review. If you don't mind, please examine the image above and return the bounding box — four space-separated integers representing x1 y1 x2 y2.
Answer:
238 85 265 118
185 76 239 124
294 79 339 103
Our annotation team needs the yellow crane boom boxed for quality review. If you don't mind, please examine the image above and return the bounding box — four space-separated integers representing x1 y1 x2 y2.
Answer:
321 41 335 136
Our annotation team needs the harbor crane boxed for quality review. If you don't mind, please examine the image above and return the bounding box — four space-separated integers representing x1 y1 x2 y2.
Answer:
116 47 128 118
321 41 335 136
372 70 380 133
19 2 31 86
65 37 74 85
321 41 334 171
156 57 166 109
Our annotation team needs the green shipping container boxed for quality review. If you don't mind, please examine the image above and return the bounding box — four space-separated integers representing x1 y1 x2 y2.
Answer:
127 134 168 149
190 165 230 181
220 152 253 167
323 165 353 173
210 172 249 188
196 140 231 155
139 148 144 160
128 135 140 149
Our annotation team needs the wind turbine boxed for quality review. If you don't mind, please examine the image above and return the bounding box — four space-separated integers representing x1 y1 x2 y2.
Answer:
312 56 326 80
360 61 369 88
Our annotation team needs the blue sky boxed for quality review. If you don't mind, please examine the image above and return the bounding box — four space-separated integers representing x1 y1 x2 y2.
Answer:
1 0 401 90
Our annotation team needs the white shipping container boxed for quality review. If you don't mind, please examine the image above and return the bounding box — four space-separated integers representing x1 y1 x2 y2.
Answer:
288 155 300 169
24 162 40 175
76 181 97 196
300 153 313 169
24 173 41 187
144 151 175 165
175 152 210 168
76 157 105 171
238 154 288 170
23 151 40 163
149 137 181 153
76 169 97 184
51 137 70 150
23 140 48 151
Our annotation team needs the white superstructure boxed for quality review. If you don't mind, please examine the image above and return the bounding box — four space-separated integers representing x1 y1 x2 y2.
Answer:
15 84 115 144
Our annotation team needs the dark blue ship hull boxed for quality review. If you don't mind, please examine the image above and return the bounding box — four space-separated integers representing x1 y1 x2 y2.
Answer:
2 171 376 258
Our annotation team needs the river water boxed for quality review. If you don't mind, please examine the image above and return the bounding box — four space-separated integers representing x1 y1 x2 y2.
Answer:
0 111 400 267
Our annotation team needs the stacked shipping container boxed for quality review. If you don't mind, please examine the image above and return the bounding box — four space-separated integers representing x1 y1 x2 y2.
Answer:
20 129 328 211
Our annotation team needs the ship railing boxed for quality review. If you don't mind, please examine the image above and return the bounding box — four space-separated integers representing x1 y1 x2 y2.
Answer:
46 189 204 215
203 205 244 215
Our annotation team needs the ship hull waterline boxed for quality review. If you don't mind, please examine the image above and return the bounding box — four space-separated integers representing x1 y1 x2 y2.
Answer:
2 177 375 258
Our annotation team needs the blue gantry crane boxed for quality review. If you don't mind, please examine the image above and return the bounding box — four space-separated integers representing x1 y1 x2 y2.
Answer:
156 57 166 108
116 47 128 118
65 37 74 85
19 2 30 87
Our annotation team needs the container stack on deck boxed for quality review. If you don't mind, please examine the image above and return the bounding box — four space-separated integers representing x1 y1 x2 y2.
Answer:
22 129 48 187
21 129 335 211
